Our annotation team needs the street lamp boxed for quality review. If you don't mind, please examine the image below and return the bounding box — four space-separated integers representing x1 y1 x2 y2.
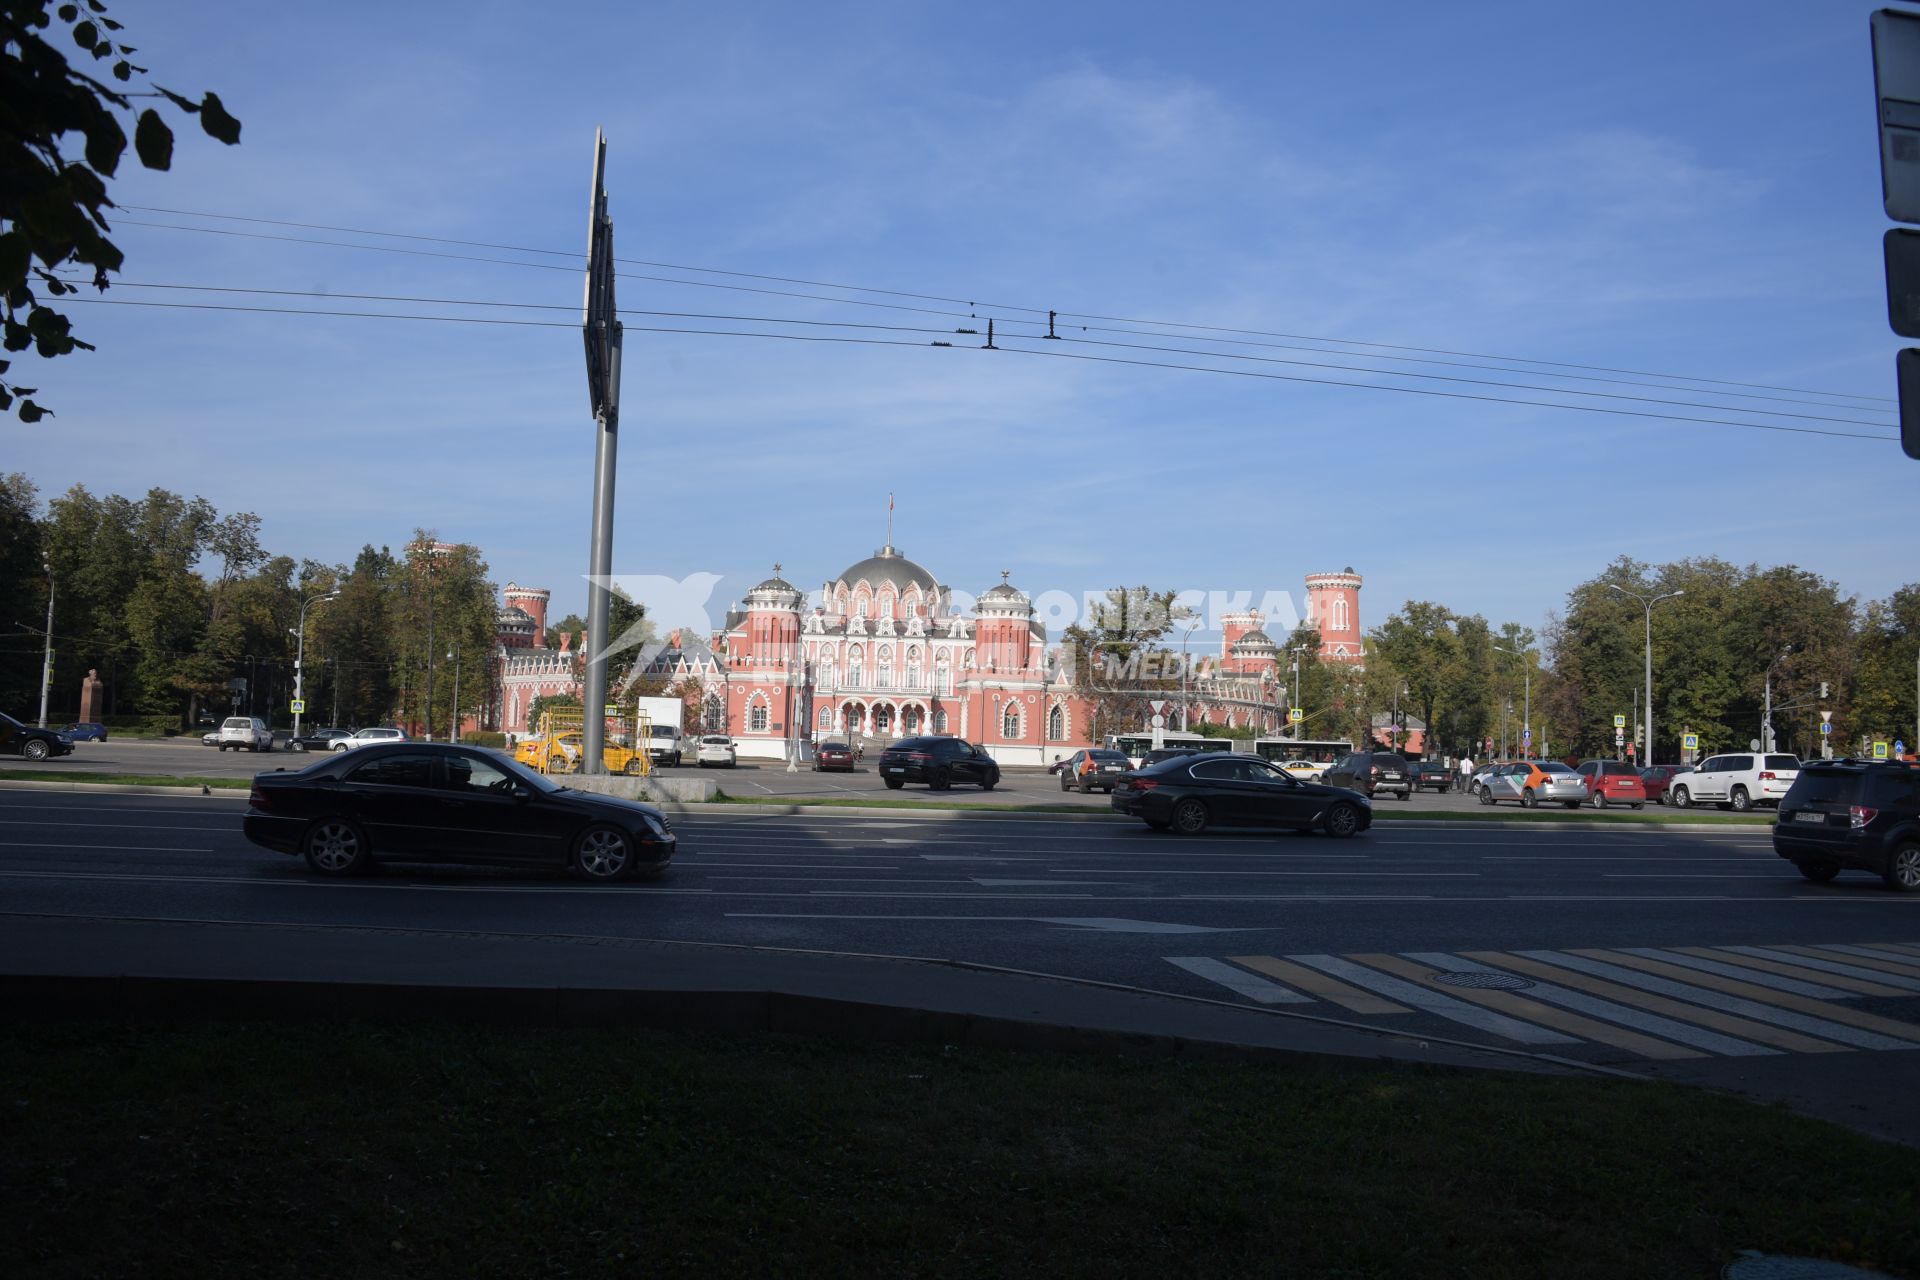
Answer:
290 590 339 741
1178 616 1202 732
446 645 461 744
1608 584 1684 766
1288 645 1307 740
1495 641 1532 759
37 557 53 728
1762 644 1794 754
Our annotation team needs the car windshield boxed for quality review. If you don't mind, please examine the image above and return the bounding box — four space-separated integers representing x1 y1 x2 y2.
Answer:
493 752 564 794
1089 751 1127 762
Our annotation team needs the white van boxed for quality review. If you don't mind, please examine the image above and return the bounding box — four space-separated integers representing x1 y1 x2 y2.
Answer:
643 723 684 767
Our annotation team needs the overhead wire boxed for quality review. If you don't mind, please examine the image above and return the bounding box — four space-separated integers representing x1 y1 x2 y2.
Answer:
110 204 1893 408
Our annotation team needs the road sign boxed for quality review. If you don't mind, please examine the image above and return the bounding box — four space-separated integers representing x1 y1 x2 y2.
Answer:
1820 709 1834 724
1820 722 1833 736
1615 730 1625 747
1149 713 1166 728
290 699 305 714
1613 714 1626 729
1874 740 1891 759
1288 708 1304 723
1682 733 1699 750
1522 728 1532 744
1875 9 1920 221
1149 700 1168 715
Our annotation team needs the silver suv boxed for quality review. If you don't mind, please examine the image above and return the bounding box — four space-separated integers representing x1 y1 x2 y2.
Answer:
335 727 407 752
217 716 273 752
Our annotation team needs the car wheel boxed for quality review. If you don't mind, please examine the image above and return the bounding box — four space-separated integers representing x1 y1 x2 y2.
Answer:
1885 841 1920 893
1059 775 1071 791
931 767 952 791
22 739 50 762
302 818 371 876
623 758 645 776
1592 792 1608 809
1324 802 1361 839
884 778 905 790
1520 788 1537 809
1478 786 1494 806
1076 777 1091 793
1730 787 1752 813
1171 798 1210 835
1795 861 1840 884
291 741 306 753
333 743 349 753
982 771 998 791
1672 786 1692 809
572 825 634 882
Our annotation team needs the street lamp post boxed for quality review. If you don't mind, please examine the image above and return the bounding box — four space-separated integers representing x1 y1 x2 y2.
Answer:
37 558 53 728
1179 618 1201 732
1495 642 1531 759
1762 644 1793 754
291 590 339 741
1288 646 1306 741
1608 584 1684 767
446 646 461 744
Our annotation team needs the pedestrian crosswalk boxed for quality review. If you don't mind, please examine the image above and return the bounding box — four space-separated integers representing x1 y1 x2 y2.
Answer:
1163 941 1920 1061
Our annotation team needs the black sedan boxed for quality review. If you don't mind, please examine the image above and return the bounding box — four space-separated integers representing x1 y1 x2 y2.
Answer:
242 742 677 881
1 711 73 761
1111 753 1371 837
286 726 351 753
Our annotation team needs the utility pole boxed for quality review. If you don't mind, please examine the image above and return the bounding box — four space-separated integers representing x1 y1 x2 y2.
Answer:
1609 584 1683 767
37 558 53 728
1762 645 1792 753
447 646 461 744
291 590 338 741
580 129 624 776
1495 641 1532 759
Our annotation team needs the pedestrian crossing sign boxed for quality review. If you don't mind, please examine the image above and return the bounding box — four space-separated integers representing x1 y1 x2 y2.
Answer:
1875 741 1891 760
1613 714 1626 729
1682 733 1699 750
290 699 305 714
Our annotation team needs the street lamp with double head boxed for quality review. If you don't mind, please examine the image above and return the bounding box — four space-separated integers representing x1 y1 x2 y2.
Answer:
1608 584 1683 766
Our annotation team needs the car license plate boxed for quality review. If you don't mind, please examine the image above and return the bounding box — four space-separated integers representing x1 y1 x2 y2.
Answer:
886 767 904 773
1382 773 1401 780
1794 812 1826 825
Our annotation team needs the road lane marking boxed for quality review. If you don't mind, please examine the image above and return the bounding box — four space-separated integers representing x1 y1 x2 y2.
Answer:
1226 956 1411 1014
0 820 236 831
1052 869 1475 877
970 879 1129 887
1285 954 1577 1045
1791 943 1920 980
722 914 1246 933
1464 952 1849 1054
1673 947 1909 996
1543 951 1920 1050
1377 953 1717 1060
1717 945 1920 993
1618 948 1863 999
0 843 215 852
1165 956 1314 1004
1868 941 1920 959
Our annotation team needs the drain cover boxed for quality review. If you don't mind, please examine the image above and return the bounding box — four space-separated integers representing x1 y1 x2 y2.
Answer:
1432 970 1534 991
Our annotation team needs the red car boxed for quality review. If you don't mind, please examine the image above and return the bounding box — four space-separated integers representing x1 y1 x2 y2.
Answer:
1639 764 1692 805
812 741 855 772
1575 759 1647 809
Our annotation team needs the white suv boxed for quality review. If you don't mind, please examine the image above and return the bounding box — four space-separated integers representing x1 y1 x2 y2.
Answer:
1670 752 1800 812
217 716 273 752
335 727 407 752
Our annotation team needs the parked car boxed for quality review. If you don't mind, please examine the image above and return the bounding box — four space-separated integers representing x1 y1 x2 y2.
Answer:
1479 760 1591 808
1111 752 1371 837
1059 747 1132 793
1669 753 1800 812
1467 761 1520 797
1140 746 1223 768
287 726 351 753
241 743 676 882
1639 764 1692 804
1773 759 1920 891
1277 757 1330 781
1 711 73 761
697 734 738 768
812 740 854 772
1324 750 1412 800
1574 759 1648 809
877 737 1000 791
216 716 274 753
335 727 407 752
201 730 220 746
642 724 684 767
1410 759 1453 792
62 722 108 742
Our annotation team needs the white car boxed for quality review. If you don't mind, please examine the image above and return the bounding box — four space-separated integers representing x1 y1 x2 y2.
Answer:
1669 752 1800 812
696 734 736 767
216 716 273 752
1278 758 1329 781
334 727 407 752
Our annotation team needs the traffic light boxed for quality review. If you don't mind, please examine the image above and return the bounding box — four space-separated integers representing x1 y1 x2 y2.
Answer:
1820 681 1831 698
1873 9 1920 459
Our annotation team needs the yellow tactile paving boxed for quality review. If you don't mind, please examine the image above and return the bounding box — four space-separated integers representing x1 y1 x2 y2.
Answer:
1675 947 1908 996
1226 955 1410 1016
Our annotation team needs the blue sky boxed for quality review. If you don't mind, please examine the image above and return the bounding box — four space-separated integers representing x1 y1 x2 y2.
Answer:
10 0 1909 642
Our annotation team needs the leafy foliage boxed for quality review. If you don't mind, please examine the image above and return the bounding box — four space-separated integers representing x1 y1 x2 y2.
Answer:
1 0 241 422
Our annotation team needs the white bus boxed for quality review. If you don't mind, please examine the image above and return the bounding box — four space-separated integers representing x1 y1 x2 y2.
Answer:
1251 738 1354 780
1107 730 1236 768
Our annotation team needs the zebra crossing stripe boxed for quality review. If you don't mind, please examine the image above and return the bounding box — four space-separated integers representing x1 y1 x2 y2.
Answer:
1718 946 1920 994
1470 952 1850 1055
1619 948 1859 999
1365 953 1711 1059
1401 953 1765 1058
1675 946 1908 997
1546 951 1920 1050
1164 956 1314 1004
1867 941 1920 960
1791 944 1920 981
1287 955 1578 1045
1227 956 1411 1015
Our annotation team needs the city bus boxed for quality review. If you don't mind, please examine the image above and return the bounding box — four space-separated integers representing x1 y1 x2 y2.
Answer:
1107 730 1235 768
1251 738 1353 780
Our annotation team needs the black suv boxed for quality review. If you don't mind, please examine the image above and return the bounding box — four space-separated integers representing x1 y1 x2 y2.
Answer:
1410 760 1453 792
1324 750 1412 800
877 737 1001 791
1772 759 1920 892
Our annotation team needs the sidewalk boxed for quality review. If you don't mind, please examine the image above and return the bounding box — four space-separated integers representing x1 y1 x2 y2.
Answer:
0 913 1596 1080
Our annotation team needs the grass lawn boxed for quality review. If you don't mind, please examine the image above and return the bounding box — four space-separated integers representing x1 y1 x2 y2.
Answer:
2 1022 1915 1278
0 770 248 789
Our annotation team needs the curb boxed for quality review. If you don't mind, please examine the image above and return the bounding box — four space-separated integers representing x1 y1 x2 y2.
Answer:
0 779 246 797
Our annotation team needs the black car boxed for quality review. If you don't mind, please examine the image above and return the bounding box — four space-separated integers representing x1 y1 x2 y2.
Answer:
287 726 351 753
1324 750 1413 800
1059 747 1132 793
0 711 72 762
1410 760 1452 792
242 742 677 881
1140 746 1225 768
877 736 1000 791
1772 759 1920 892
1111 752 1371 837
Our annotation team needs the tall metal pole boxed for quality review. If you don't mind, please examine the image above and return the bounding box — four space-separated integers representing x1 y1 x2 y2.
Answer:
581 130 623 776
1609 585 1681 767
37 561 53 728
447 646 460 744
292 591 337 742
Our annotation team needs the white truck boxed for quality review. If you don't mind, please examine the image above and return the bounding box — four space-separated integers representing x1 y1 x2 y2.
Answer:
632 695 686 767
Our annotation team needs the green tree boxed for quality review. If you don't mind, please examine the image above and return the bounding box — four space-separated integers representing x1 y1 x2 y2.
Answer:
1853 585 1920 752
1059 586 1188 738
390 532 495 738
312 546 396 727
0 473 44 710
2 0 240 422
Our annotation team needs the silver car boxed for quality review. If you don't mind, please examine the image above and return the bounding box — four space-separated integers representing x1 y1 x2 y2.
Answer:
1478 761 1589 808
335 727 407 752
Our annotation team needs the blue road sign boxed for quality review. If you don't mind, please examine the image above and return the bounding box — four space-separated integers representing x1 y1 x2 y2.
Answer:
1820 721 1833 735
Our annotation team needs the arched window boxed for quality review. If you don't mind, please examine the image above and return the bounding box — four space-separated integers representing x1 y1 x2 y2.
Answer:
906 646 922 689
1046 703 1065 741
818 706 833 731
704 694 724 733
849 644 864 688
854 588 871 618
878 589 895 619
932 709 949 734
878 644 893 689
902 706 923 734
964 647 976 670
1332 596 1350 631
1001 703 1021 739
749 701 769 732
936 650 951 694
874 705 894 734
